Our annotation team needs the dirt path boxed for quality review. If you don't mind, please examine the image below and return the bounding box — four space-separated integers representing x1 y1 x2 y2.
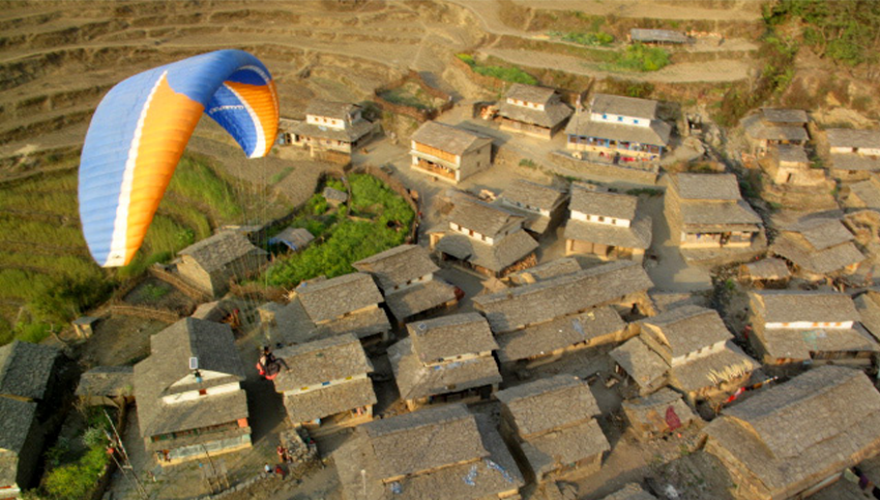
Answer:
512 0 763 21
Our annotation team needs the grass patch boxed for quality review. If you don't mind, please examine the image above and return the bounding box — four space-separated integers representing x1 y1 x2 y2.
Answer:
265 174 414 287
269 166 294 185
41 408 114 500
457 54 538 85
548 30 614 47
609 43 670 72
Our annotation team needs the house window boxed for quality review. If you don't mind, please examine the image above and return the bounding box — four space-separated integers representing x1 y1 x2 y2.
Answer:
598 216 605 222
634 119 639 124
602 114 607 120
617 116 623 122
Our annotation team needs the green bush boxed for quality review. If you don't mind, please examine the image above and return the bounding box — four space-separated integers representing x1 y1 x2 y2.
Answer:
613 43 670 72
457 53 538 85
43 445 109 499
305 193 329 215
560 31 614 47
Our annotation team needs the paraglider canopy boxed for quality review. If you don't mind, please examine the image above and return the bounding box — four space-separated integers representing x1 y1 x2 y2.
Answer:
78 49 279 267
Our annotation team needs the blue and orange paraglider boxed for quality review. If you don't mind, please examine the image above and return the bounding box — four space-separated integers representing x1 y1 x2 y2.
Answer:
78 49 279 267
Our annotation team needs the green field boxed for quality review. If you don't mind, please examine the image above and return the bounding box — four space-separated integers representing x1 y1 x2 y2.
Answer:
0 154 270 345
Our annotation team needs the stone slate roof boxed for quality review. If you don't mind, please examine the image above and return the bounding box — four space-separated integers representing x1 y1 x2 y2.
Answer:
668 342 758 393
306 100 360 120
849 178 880 210
762 108 809 124
773 144 809 164
407 313 498 362
75 366 134 399
495 375 599 438
704 366 880 496
0 397 37 455
435 231 538 274
610 338 667 388
505 257 581 286
273 334 372 391
639 305 733 358
500 84 574 129
384 279 458 322
827 128 880 149
679 202 763 229
260 298 318 345
564 215 653 250
829 153 880 171
743 113 809 142
570 188 638 220
496 307 625 363
353 244 439 291
412 121 492 156
674 173 742 201
630 28 689 44
323 187 348 203
565 111 671 147
269 227 314 251
134 318 247 437
740 258 791 281
283 376 376 424
591 93 658 120
787 218 855 250
757 326 878 360
334 408 524 500
750 290 859 324
600 483 659 500
854 292 880 343
448 197 524 238
290 118 374 143
0 340 59 401
388 338 502 402
297 273 384 323
474 261 653 333
315 306 391 340
771 232 865 274
621 388 697 431
178 230 267 274
501 179 568 211
521 419 609 479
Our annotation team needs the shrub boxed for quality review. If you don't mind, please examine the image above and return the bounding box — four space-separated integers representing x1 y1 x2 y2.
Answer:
613 43 670 72
43 446 109 499
560 31 614 47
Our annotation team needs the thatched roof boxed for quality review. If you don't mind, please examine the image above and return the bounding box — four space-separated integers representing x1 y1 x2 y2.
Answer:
591 93 658 120
829 153 880 172
474 261 653 333
448 198 524 238
75 366 134 399
668 341 758 393
826 128 880 149
600 483 659 500
306 99 360 120
495 375 600 438
743 113 809 142
630 28 689 44
520 419 610 479
673 173 742 201
505 257 581 286
564 112 671 147
408 313 497 362
749 290 860 324
501 179 568 211
762 108 808 124
388 338 501 402
771 232 865 274
638 305 733 358
298 273 384 323
610 337 668 388
412 121 492 156
496 307 625 364
384 280 458 322
435 231 538 274
564 215 653 250
0 340 59 401
134 318 247 437
283 376 376 424
621 388 698 432
334 408 524 500
500 84 573 128
273 334 373 391
0 397 37 456
353 245 439 291
178 230 267 273
570 188 638 220
703 366 880 497
740 258 791 281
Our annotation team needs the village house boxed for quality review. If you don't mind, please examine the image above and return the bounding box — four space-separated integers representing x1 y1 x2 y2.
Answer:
0 341 61 498
630 28 690 45
323 186 348 207
353 244 458 324
495 375 610 483
737 257 791 289
564 93 672 163
280 100 375 154
272 334 376 434
769 217 865 279
474 260 653 367
760 144 825 186
610 305 759 404
268 226 315 253
846 174 880 212
497 179 569 239
503 256 582 286
432 196 539 278
175 229 268 298
743 108 809 156
134 318 251 466
75 366 134 409
600 483 659 500
747 291 879 367
564 185 652 262
621 388 699 442
410 121 493 183
333 403 524 500
664 173 764 259
826 128 880 181
854 288 880 346
294 273 392 343
702 366 880 500
497 83 573 139
388 313 501 410
258 298 319 346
